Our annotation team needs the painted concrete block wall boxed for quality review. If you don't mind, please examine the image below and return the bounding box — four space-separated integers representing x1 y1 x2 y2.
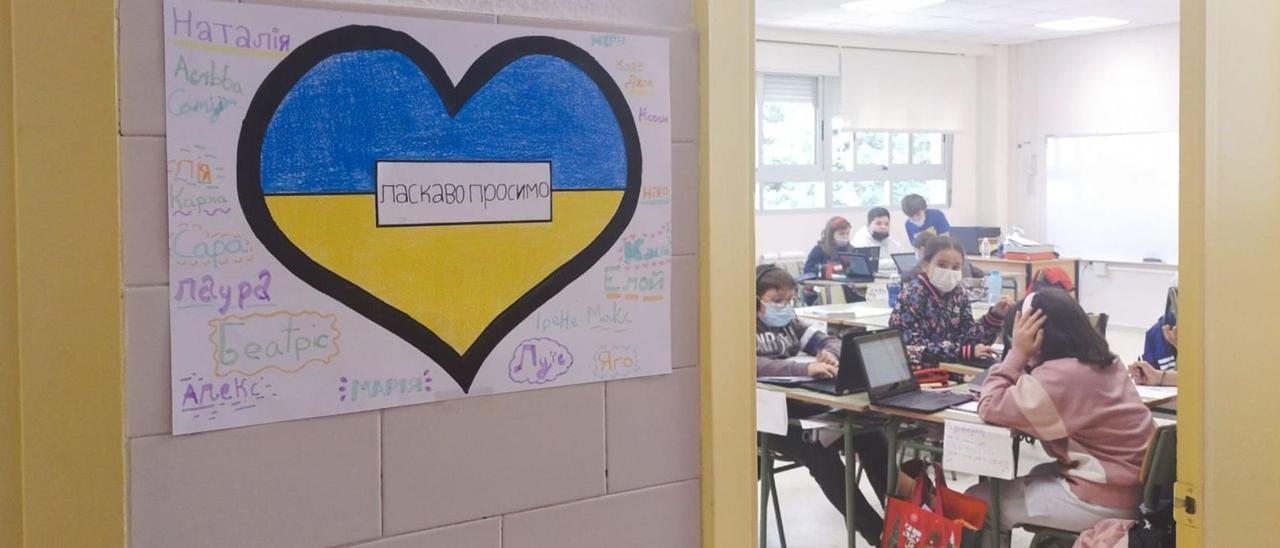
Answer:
118 0 700 546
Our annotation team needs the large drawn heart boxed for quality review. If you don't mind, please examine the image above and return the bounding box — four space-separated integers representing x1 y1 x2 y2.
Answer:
238 26 641 392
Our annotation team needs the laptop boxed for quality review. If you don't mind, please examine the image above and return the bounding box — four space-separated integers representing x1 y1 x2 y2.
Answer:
857 330 974 413
796 332 871 396
834 254 877 283
891 252 919 276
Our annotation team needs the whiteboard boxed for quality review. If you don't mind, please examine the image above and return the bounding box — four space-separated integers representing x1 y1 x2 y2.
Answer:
165 0 672 434
1046 132 1178 264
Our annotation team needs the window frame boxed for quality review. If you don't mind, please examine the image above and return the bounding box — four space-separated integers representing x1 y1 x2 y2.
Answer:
754 73 954 214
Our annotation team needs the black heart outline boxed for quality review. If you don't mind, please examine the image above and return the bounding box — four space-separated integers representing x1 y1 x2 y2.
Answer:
237 26 642 393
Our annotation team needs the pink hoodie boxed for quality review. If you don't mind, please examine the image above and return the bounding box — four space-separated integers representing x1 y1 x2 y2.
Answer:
978 348 1155 509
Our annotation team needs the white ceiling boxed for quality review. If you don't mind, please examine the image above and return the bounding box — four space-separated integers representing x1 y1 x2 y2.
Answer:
757 0 1179 45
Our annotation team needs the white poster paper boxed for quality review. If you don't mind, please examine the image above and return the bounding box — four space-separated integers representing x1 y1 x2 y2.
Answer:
756 388 789 436
943 420 1016 480
164 0 672 434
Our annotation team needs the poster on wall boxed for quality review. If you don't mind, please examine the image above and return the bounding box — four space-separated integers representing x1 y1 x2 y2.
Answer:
164 0 672 434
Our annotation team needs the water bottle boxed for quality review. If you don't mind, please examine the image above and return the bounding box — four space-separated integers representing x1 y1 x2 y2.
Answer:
887 275 902 308
979 237 993 258
986 270 1003 304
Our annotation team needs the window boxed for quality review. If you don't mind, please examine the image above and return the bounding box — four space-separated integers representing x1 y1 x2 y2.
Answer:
756 74 953 211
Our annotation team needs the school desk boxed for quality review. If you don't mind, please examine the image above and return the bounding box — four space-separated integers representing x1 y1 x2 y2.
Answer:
967 256 1082 299
758 379 1178 548
796 301 993 333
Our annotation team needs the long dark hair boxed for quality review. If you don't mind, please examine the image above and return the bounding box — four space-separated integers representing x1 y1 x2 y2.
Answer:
819 216 852 257
921 235 966 263
1003 288 1116 368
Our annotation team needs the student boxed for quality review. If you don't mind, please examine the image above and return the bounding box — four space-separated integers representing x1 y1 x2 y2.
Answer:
968 289 1155 539
889 236 1008 365
908 232 982 281
803 216 853 277
901 193 952 244
851 207 907 270
1129 318 1179 386
755 264 889 545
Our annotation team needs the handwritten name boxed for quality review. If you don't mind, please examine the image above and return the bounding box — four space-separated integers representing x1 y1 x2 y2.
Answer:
209 310 341 377
340 370 433 402
171 8 291 52
170 184 232 217
173 54 243 94
167 89 237 123
170 224 253 268
509 337 573 385
593 346 639 380
174 270 271 313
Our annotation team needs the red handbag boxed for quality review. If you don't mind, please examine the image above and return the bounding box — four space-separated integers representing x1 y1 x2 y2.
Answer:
882 462 988 548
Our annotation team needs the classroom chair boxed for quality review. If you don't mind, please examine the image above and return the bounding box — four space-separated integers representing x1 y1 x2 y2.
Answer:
1087 312 1110 337
1023 424 1176 548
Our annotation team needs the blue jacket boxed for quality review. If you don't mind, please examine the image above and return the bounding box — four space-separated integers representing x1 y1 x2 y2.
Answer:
905 208 952 245
1141 316 1177 369
802 243 849 276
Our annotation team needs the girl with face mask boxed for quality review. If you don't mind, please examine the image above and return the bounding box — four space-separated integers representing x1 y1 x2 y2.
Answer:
802 216 853 278
888 236 1012 366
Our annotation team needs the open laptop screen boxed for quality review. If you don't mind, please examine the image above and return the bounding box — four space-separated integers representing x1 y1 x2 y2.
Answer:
891 253 918 275
857 331 913 390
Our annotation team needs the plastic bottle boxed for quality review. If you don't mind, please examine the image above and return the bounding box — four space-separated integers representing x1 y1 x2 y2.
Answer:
887 274 902 308
979 237 993 258
986 269 1003 304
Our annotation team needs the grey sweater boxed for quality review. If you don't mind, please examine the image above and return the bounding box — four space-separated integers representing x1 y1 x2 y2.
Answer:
755 317 841 377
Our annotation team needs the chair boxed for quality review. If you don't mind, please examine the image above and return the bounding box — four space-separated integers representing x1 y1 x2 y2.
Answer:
1024 425 1176 548
1087 312 1110 337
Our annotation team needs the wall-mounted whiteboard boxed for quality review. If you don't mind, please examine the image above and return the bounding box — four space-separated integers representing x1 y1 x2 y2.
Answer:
1046 132 1178 264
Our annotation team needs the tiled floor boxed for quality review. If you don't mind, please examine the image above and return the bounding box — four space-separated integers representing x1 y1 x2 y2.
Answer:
760 326 1149 547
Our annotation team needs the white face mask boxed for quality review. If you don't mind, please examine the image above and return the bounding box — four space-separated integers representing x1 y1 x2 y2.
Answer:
929 267 963 293
834 235 850 246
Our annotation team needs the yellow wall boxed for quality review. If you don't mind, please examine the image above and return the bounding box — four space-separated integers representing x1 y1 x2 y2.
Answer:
10 1 126 545
1184 0 1280 543
1 0 22 544
697 0 756 546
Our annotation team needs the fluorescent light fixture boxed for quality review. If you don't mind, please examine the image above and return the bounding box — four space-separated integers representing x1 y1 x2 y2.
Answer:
1035 16 1129 31
841 0 946 13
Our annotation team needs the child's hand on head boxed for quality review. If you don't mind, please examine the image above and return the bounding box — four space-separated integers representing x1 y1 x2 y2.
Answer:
1012 309 1045 357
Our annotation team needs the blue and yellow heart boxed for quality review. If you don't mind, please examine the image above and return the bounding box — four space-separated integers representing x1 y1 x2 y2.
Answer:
238 27 641 391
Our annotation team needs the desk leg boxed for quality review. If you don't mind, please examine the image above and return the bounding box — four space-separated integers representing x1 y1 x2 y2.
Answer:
844 418 857 548
987 477 1002 548
759 433 769 548
885 417 901 499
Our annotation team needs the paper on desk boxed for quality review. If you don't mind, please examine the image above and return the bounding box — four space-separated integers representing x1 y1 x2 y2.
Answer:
1135 385 1178 402
943 420 1016 480
953 401 980 414
756 388 788 436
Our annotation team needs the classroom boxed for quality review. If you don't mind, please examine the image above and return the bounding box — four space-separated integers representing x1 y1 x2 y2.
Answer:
0 0 1277 547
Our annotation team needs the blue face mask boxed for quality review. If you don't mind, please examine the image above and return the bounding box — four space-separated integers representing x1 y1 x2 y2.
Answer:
761 301 795 327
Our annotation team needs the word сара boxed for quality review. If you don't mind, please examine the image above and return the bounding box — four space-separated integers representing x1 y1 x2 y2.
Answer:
170 223 253 268
209 310 340 377
174 269 271 314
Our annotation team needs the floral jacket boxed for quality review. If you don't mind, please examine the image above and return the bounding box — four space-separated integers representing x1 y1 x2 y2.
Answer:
889 273 1004 365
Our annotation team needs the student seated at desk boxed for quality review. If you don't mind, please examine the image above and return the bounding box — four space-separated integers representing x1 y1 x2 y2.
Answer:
889 236 1008 366
802 216 860 305
1130 279 1179 386
851 207 907 270
755 265 890 545
901 193 951 244
1129 320 1179 386
968 289 1154 539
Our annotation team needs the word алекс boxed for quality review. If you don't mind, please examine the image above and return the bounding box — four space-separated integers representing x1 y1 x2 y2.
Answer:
174 269 271 313
209 310 340 377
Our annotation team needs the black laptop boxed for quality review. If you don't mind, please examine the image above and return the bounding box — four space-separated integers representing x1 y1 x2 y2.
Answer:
832 253 877 283
857 329 973 413
891 252 919 275
796 332 871 396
